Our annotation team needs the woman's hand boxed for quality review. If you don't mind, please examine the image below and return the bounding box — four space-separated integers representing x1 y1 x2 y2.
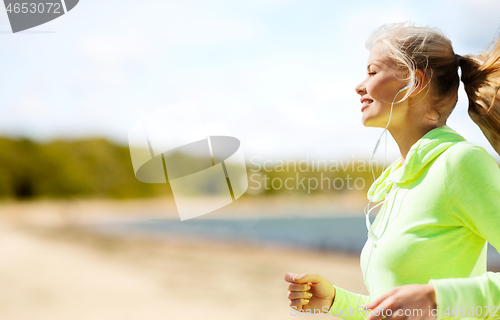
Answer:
363 284 437 320
284 273 335 314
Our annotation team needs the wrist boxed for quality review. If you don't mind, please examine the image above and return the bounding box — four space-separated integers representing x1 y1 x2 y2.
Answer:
427 283 437 305
328 285 336 309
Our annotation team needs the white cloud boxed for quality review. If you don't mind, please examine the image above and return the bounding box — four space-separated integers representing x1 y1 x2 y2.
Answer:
309 80 354 102
215 0 293 9
81 30 149 65
142 2 260 47
447 0 499 5
77 30 151 87
338 4 414 50
18 96 48 116
275 102 320 127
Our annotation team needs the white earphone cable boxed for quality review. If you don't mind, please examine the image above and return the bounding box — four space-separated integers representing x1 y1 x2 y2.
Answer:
357 85 408 318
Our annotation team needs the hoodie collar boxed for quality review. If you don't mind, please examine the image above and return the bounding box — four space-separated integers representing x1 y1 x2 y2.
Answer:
367 125 466 202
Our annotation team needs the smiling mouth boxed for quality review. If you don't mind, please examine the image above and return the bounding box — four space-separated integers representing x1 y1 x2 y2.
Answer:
361 100 373 112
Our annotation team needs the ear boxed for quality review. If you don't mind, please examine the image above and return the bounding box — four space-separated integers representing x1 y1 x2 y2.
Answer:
411 69 427 95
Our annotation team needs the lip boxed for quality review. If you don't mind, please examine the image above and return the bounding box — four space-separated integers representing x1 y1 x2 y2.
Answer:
360 97 373 112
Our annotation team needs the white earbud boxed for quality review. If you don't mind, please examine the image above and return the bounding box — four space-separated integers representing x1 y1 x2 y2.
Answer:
398 85 409 92
398 80 415 93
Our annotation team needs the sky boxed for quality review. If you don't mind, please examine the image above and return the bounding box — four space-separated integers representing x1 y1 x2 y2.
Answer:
2 0 500 163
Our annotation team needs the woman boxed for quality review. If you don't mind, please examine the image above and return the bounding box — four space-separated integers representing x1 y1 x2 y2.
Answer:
285 22 500 320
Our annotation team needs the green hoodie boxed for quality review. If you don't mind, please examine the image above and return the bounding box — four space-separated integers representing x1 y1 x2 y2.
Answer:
328 125 500 320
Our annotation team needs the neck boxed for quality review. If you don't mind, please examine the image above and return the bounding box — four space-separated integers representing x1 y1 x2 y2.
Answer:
389 123 439 165
386 96 447 165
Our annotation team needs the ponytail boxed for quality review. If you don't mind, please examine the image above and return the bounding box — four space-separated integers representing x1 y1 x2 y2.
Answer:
459 37 500 156
366 22 500 156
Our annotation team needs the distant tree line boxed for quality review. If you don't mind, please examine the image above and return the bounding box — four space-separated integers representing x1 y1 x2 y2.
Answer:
0 137 170 200
0 137 382 200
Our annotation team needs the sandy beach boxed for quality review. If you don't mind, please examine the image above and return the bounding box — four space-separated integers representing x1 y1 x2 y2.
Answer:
0 194 367 320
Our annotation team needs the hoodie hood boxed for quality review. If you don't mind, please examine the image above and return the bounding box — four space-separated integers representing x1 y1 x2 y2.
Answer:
367 125 466 202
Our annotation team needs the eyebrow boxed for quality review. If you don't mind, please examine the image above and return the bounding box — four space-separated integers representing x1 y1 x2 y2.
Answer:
366 61 382 71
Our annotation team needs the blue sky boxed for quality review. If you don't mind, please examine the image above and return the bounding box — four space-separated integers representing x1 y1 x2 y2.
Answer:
2 0 500 162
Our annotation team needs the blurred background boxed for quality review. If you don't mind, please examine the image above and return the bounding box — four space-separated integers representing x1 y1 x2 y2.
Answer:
1 0 500 319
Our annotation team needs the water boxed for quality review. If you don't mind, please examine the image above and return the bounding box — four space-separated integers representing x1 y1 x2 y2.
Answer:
90 215 500 270
93 216 369 253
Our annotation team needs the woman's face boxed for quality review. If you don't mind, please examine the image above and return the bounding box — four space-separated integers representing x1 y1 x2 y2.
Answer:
355 43 409 128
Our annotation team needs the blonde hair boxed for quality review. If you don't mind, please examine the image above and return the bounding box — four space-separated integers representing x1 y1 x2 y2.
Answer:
367 22 500 156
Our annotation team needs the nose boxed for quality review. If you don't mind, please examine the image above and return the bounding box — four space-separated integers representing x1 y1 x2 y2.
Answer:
355 80 366 96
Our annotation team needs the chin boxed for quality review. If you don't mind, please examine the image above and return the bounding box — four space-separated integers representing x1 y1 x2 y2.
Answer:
362 110 392 128
361 117 386 129
361 115 376 127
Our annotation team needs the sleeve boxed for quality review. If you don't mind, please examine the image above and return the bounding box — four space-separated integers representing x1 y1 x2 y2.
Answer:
429 143 500 320
327 285 371 320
